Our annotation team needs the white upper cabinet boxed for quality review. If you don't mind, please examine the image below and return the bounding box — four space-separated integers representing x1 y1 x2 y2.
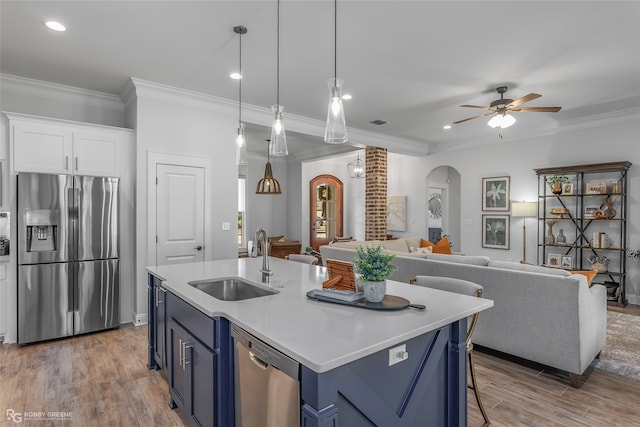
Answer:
9 114 126 177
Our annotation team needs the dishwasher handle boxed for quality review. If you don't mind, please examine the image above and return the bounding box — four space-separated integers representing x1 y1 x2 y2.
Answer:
249 351 269 370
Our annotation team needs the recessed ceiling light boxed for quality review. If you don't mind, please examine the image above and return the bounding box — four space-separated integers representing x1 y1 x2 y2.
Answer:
45 21 66 32
443 125 452 130
230 72 242 80
341 94 352 100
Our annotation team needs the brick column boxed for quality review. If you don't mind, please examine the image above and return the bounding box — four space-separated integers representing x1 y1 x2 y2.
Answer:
365 146 388 241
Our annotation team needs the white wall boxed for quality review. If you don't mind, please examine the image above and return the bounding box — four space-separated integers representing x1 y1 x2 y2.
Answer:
129 79 240 322
387 153 428 240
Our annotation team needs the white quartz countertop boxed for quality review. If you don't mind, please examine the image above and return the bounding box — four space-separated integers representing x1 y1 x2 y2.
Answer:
147 257 493 373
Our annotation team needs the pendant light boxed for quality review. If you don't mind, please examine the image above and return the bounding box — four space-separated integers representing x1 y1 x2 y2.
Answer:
256 139 282 194
347 153 365 179
324 0 347 144
234 25 248 165
269 0 288 156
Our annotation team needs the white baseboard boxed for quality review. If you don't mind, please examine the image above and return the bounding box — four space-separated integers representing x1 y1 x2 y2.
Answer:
134 312 148 326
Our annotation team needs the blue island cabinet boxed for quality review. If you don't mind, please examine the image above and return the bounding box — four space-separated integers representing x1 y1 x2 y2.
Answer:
164 290 233 427
148 274 167 373
300 319 468 427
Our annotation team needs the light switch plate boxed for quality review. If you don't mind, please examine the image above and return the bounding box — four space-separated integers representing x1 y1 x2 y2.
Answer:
222 222 230 231
389 344 408 366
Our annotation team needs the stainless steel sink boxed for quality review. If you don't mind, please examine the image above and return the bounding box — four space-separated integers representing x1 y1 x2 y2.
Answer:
188 278 277 301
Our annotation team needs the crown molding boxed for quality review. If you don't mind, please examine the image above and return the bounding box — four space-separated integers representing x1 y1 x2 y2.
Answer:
0 73 125 111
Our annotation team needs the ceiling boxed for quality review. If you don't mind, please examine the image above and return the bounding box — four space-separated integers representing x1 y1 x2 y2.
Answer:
2 1 639 158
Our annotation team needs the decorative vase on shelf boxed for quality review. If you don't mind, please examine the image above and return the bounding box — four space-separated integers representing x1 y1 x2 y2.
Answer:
593 262 608 273
551 181 563 195
364 280 386 303
556 228 566 245
545 220 556 245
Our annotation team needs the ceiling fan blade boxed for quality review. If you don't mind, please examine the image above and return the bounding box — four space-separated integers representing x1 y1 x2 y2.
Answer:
512 106 562 112
507 93 541 108
453 112 495 124
459 104 491 109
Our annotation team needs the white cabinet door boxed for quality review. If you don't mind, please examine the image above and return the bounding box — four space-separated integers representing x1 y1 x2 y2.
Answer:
73 130 122 177
13 121 73 174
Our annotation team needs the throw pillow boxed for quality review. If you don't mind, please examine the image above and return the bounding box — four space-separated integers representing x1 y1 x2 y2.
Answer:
570 269 598 286
421 237 452 254
409 246 433 255
433 237 452 254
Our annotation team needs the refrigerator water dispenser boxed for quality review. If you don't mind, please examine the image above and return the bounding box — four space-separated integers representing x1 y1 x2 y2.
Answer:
25 209 58 252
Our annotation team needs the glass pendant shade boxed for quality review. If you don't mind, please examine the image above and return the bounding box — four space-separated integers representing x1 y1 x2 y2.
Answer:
256 161 282 194
235 123 247 165
269 104 288 156
487 113 516 129
347 154 365 179
324 78 348 144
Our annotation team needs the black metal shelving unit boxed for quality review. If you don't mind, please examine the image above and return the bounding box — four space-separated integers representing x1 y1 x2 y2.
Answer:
534 161 631 307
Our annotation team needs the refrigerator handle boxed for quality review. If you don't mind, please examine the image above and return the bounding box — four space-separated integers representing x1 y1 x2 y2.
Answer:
65 156 69 170
75 156 79 171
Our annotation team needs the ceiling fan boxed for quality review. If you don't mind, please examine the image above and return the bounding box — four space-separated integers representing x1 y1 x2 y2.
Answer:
453 86 561 127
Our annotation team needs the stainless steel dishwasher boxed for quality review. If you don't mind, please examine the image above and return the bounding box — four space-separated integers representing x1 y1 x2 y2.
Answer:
231 324 300 427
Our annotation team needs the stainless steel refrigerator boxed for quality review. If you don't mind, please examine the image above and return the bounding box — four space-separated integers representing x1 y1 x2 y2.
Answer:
18 173 120 344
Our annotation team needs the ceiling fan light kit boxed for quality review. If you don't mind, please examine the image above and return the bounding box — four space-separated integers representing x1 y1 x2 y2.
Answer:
454 85 561 130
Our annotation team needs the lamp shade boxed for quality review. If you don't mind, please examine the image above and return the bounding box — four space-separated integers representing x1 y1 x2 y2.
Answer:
256 161 282 194
512 201 537 217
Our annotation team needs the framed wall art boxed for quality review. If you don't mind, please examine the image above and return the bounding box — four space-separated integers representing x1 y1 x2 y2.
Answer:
561 255 573 269
387 195 407 231
482 214 510 249
482 176 510 211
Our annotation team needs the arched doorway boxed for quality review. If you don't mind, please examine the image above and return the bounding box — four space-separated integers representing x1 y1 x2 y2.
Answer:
426 166 461 252
310 175 343 250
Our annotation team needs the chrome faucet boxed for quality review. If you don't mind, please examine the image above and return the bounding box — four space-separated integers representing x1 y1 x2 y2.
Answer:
255 228 273 279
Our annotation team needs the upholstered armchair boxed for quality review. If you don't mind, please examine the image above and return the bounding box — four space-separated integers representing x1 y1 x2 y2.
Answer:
270 240 302 259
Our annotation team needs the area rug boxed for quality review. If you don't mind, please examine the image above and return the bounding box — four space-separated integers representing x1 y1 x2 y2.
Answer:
594 311 640 382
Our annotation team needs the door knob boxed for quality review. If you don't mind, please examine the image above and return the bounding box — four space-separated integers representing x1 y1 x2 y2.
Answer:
195 245 203 251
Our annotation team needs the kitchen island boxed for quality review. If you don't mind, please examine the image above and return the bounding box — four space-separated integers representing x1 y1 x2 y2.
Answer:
147 257 493 427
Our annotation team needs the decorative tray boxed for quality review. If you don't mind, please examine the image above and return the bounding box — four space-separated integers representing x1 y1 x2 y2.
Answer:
306 290 425 311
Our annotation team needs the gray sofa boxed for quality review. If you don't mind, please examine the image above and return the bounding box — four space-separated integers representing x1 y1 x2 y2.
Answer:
320 238 607 386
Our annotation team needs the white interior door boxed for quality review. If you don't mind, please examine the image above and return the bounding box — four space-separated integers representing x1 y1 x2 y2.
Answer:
156 164 205 265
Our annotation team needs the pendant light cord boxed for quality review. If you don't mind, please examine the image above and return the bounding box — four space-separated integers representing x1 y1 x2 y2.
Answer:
276 0 280 107
333 0 337 81
239 30 242 124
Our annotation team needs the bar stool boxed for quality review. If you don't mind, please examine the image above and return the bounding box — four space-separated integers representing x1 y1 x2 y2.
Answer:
411 275 490 426
286 254 318 265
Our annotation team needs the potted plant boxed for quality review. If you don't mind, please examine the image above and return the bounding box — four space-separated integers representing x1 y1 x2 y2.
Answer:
588 254 610 273
353 245 398 302
628 249 640 262
545 175 569 195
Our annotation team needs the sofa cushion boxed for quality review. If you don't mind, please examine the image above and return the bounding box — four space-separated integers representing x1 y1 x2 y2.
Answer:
570 269 598 285
403 237 421 249
382 239 409 252
426 252 490 266
488 260 572 277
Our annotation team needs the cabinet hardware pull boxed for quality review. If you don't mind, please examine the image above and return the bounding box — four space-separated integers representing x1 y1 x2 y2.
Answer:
65 156 69 170
75 156 78 170
183 342 193 368
179 338 183 369
155 287 159 307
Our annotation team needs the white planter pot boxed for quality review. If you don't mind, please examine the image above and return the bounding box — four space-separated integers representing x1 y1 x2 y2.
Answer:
364 280 386 303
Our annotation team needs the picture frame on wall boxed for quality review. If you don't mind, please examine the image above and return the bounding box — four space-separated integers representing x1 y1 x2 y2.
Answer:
482 176 510 211
482 214 510 249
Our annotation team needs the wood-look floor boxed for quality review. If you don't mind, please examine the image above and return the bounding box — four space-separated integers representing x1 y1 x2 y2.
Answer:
1 306 639 427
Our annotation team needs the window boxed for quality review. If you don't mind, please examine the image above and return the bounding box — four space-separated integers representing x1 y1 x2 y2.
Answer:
238 176 246 249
